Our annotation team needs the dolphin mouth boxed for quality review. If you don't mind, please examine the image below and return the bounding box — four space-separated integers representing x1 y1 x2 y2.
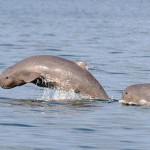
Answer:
1 81 16 89
1 83 12 89
1 81 5 89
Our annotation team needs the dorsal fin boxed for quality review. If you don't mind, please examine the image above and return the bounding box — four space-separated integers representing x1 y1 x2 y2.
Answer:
75 61 88 70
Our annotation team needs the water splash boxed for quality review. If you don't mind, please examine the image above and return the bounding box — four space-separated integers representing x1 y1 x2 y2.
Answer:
119 99 150 106
38 88 83 101
34 76 90 101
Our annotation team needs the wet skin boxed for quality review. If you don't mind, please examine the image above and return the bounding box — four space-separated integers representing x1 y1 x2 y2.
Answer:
0 55 108 100
121 83 150 104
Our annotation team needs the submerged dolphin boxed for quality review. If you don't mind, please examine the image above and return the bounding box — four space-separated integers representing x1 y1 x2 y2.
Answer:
120 83 150 106
0 55 108 100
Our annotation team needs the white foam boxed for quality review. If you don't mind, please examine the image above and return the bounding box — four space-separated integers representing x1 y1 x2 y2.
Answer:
119 99 137 105
119 99 150 106
35 77 89 101
139 99 150 106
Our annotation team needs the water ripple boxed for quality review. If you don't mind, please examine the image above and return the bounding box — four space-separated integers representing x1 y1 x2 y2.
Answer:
73 127 97 132
0 123 36 127
0 0 150 149
45 48 62 52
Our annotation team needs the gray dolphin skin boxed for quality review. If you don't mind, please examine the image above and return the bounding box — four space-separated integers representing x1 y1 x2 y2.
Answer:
0 55 108 100
120 83 150 105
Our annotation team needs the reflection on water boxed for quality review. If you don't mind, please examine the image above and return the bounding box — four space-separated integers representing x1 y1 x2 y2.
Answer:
0 96 113 108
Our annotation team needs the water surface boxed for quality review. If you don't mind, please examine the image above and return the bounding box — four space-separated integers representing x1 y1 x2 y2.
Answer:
0 0 150 149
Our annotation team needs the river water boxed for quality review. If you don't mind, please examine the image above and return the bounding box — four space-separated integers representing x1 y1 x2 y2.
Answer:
0 0 150 149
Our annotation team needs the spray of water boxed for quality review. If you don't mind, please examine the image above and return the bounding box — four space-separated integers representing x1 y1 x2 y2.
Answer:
35 77 84 101
38 88 84 101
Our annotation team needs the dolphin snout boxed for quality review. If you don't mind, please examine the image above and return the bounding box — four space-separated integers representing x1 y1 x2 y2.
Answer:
0 75 2 87
0 74 5 88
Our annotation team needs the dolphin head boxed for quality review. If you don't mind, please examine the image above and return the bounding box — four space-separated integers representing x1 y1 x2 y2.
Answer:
121 84 150 105
121 84 144 105
122 87 135 103
0 66 25 89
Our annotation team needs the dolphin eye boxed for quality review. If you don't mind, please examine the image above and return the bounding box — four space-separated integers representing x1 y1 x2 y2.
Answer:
5 77 9 79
